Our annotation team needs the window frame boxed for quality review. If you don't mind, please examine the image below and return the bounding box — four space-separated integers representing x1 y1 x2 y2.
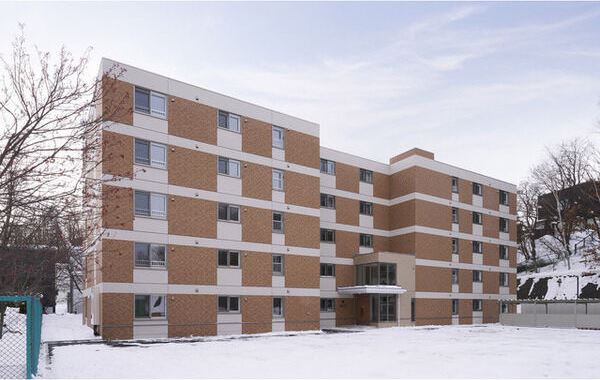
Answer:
272 254 284 275
320 298 336 312
134 190 167 219
499 217 509 233
359 168 373 184
451 268 459 284
272 297 284 318
472 182 482 196
472 212 483 225
134 139 168 169
452 299 459 315
320 159 336 175
134 294 167 319
359 233 373 248
499 272 509 287
499 245 509 260
272 211 284 233
217 110 241 133
320 263 336 277
320 193 336 209
217 203 240 222
218 250 240 268
134 87 167 119
272 126 285 149
451 238 459 255
472 270 483 283
451 177 459 193
472 241 483 254
451 207 459 224
472 299 483 312
217 156 241 178
218 296 240 313
272 169 284 191
499 190 509 206
320 228 336 243
359 201 373 216
134 242 167 268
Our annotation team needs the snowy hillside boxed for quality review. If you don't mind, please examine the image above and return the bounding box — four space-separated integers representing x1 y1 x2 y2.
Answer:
518 232 600 299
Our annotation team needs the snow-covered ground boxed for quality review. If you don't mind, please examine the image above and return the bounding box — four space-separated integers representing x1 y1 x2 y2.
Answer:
39 325 600 378
42 312 98 342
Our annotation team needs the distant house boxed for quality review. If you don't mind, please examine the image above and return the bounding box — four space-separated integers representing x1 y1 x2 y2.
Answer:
535 181 600 238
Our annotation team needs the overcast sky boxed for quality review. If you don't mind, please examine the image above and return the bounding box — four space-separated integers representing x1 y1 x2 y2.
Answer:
2 2 600 184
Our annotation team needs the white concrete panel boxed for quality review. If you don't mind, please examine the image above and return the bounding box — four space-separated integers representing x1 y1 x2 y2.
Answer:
473 224 483 236
272 276 285 288
133 320 168 339
217 221 242 241
217 313 242 335
452 223 459 232
272 190 285 203
272 320 286 332
452 284 459 293
133 112 168 134
133 269 168 284
473 282 483 294
133 165 168 183
320 243 336 257
359 182 373 196
472 253 483 265
217 128 242 151
499 286 509 295
452 315 459 325
217 268 242 286
500 232 510 241
320 208 336 223
359 246 374 255
472 311 483 324
320 312 336 329
359 215 374 228
472 195 483 207
272 148 285 162
452 254 459 263
499 205 509 214
320 173 336 189
320 277 336 291
500 259 510 268
133 218 168 234
218 175 242 196
272 233 285 246
452 193 460 202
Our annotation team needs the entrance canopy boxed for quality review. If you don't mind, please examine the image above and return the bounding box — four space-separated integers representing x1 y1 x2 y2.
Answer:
337 285 407 295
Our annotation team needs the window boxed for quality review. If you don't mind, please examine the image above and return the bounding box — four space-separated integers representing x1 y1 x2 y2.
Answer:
499 190 509 206
320 263 336 277
356 263 396 286
451 238 459 255
451 207 459 224
218 250 240 267
499 245 509 260
135 87 166 118
217 157 240 177
452 299 459 315
134 191 167 218
473 241 483 254
272 169 284 190
217 110 241 132
451 269 459 284
359 234 373 248
272 126 285 149
472 299 483 311
218 296 240 313
272 255 284 275
359 201 373 216
501 302 509 313
134 139 167 169
134 295 166 318
499 272 509 287
320 298 335 312
320 159 336 175
371 294 396 322
499 218 509 233
218 203 240 222
472 182 482 196
320 228 336 243
320 194 336 209
272 212 284 233
451 177 459 193
472 212 482 225
272 297 284 317
472 270 483 282
134 243 166 268
359 168 373 184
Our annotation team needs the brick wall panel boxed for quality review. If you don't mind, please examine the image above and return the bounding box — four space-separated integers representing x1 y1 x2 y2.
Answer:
101 239 133 283
242 252 272 287
285 255 319 288
336 197 359 226
416 266 451 293
168 246 216 285
483 185 499 211
414 167 452 200
284 130 320 169
483 214 499 239
509 192 517 215
483 243 499 267
168 197 216 238
390 167 416 199
415 299 451 325
335 163 359 193
483 271 499 294
458 207 472 235
242 162 272 201
459 269 472 293
168 96 217 145
459 299 472 324
335 231 358 258
102 77 133 125
242 207 272 244
335 264 354 288
102 132 133 178
242 296 272 334
102 186 133 230
373 203 389 230
483 300 499 323
390 202 415 230
414 234 451 262
458 179 472 205
168 294 217 337
389 234 414 254
242 118 272 158
284 296 320 331
335 298 355 326
285 213 319 249
101 293 133 340
373 172 390 199
285 172 320 209
169 147 217 191
458 238 472 264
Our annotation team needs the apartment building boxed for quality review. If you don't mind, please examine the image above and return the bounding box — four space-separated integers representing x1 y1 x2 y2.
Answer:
83 58 517 340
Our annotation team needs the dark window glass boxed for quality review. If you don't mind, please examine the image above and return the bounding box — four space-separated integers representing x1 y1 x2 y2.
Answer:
135 140 150 165
218 296 228 312
218 110 228 128
218 250 229 266
134 191 150 216
218 203 228 220
134 87 150 113
229 297 239 311
229 252 239 267
135 295 149 318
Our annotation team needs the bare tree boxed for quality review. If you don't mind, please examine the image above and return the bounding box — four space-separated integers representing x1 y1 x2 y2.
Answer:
517 180 541 272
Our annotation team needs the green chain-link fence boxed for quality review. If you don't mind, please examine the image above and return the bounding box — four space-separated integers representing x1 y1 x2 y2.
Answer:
0 296 42 379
